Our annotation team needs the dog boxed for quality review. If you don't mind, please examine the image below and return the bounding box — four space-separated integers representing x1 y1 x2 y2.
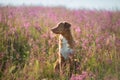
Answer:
51 22 75 78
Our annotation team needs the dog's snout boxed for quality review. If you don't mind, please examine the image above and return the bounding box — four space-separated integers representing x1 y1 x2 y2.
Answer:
51 28 55 32
51 28 56 33
51 28 54 31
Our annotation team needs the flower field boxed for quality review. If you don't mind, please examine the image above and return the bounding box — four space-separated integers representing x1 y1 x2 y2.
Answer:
0 6 120 80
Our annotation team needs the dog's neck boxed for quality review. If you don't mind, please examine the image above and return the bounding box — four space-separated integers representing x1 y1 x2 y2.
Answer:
59 30 74 59
61 30 74 48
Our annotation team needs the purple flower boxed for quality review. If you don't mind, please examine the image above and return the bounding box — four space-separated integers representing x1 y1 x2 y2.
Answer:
24 22 30 28
81 39 89 50
70 71 88 80
75 27 81 33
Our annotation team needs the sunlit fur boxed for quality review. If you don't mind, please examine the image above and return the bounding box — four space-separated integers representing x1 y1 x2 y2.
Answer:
51 22 75 77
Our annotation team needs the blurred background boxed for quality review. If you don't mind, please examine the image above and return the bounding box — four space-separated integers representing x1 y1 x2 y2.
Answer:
0 0 120 80
0 0 120 10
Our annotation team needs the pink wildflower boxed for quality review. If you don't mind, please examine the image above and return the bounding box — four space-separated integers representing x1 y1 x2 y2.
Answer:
75 27 81 33
24 22 30 29
70 71 88 80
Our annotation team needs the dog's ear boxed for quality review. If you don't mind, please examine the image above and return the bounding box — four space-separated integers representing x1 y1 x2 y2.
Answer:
64 22 71 28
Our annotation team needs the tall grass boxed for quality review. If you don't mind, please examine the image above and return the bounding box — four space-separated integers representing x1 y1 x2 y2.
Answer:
0 6 120 80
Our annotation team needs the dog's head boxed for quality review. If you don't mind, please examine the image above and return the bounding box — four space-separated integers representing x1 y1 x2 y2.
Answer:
51 22 71 34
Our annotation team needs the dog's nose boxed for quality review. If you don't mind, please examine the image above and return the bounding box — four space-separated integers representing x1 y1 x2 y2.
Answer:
51 28 54 31
51 28 55 33
51 27 58 34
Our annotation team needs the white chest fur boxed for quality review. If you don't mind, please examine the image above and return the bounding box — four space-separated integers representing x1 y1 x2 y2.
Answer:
59 35 73 59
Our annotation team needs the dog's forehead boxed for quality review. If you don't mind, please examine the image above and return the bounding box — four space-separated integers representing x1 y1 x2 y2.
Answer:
57 22 64 26
58 22 63 25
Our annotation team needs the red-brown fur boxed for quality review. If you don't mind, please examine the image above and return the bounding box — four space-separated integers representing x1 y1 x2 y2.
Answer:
51 22 75 78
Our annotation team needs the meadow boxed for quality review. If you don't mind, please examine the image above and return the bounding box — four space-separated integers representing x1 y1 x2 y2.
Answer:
0 6 120 80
